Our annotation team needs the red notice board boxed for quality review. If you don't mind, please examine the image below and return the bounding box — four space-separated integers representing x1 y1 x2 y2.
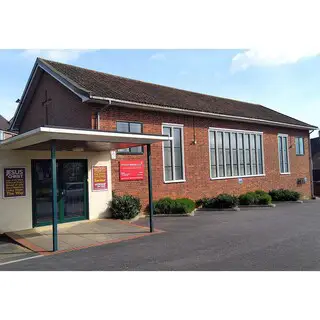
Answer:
92 166 108 191
119 160 144 181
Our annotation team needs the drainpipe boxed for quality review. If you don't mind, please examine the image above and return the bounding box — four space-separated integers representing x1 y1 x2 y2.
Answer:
309 129 315 199
97 99 112 130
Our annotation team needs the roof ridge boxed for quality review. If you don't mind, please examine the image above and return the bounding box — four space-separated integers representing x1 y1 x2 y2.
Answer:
40 58 264 107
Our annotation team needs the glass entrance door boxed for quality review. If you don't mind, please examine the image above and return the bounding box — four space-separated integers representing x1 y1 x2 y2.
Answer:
32 159 88 227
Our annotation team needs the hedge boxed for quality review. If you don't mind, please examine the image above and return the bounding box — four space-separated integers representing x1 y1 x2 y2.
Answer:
269 189 301 201
153 197 195 215
111 193 142 220
239 190 272 205
198 194 239 209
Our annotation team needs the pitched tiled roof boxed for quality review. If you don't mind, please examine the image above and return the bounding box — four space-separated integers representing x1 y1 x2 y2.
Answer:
40 58 316 129
0 115 9 130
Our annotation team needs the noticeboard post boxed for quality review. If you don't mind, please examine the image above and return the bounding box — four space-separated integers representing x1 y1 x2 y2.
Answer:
3 167 26 198
92 166 108 191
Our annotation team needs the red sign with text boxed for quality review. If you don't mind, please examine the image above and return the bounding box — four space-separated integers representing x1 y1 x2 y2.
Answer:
119 160 144 181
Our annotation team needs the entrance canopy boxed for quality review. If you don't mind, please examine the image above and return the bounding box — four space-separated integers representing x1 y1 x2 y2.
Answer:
0 126 171 151
0 126 169 251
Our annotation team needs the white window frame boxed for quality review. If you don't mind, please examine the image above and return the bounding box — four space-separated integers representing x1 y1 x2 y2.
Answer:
208 127 265 180
278 133 290 174
162 123 186 183
0 131 3 141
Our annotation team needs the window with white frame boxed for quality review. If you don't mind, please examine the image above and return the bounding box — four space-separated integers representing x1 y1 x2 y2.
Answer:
278 134 290 173
209 128 264 179
0 131 3 141
162 124 185 182
295 137 304 156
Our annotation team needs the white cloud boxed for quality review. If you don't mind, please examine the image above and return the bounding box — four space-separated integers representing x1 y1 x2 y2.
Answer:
20 49 96 63
231 47 320 72
149 53 166 61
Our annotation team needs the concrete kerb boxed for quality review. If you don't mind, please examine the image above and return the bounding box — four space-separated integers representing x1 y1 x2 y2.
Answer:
196 207 240 212
142 210 196 218
239 203 276 208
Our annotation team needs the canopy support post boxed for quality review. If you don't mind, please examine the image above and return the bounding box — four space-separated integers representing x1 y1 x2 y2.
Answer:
147 144 154 233
51 140 58 251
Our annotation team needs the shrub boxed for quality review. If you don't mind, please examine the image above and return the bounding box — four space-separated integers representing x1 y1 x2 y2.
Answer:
269 189 301 201
111 193 142 220
153 197 195 214
213 194 239 209
239 192 256 205
239 190 272 205
153 197 175 215
256 193 272 205
175 198 196 213
255 190 269 196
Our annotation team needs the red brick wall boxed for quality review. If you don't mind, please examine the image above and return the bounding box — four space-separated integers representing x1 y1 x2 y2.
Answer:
20 72 93 133
97 106 312 209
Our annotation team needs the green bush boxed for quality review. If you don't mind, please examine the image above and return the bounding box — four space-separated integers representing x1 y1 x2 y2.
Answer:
153 197 195 214
175 198 196 213
202 194 238 209
269 189 300 201
256 193 272 205
255 190 269 196
153 197 175 215
239 192 256 205
111 193 142 220
239 190 272 205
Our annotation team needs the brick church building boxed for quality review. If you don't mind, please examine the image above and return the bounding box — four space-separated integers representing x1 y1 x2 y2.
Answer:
0 57 317 232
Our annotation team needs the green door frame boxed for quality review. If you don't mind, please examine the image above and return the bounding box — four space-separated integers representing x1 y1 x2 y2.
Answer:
31 159 89 228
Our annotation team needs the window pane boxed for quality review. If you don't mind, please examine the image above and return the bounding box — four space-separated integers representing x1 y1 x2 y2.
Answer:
244 134 251 175
210 132 217 178
225 132 232 176
295 137 299 155
116 122 129 132
231 133 238 176
129 122 142 133
217 132 225 177
173 128 182 147
130 146 143 153
174 166 183 180
238 133 245 175
165 167 173 181
296 137 304 155
257 135 263 174
118 148 130 153
174 148 182 167
251 134 257 175
283 136 288 172
163 127 172 148
279 136 283 173
301 138 304 155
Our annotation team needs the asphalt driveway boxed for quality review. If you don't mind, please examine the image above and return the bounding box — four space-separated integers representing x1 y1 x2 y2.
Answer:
2 200 320 270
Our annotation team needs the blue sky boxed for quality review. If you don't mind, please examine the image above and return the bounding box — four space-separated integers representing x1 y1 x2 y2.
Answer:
0 49 319 135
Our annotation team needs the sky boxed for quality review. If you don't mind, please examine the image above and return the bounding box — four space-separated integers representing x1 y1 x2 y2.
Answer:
0 49 319 136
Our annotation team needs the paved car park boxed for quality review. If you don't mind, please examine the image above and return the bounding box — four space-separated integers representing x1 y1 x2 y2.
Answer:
2 200 320 270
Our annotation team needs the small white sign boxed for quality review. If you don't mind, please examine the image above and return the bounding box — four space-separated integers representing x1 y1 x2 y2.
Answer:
238 177 243 184
111 150 117 160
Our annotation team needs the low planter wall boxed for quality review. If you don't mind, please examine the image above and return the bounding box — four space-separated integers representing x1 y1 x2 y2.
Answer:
196 207 240 212
239 203 276 208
